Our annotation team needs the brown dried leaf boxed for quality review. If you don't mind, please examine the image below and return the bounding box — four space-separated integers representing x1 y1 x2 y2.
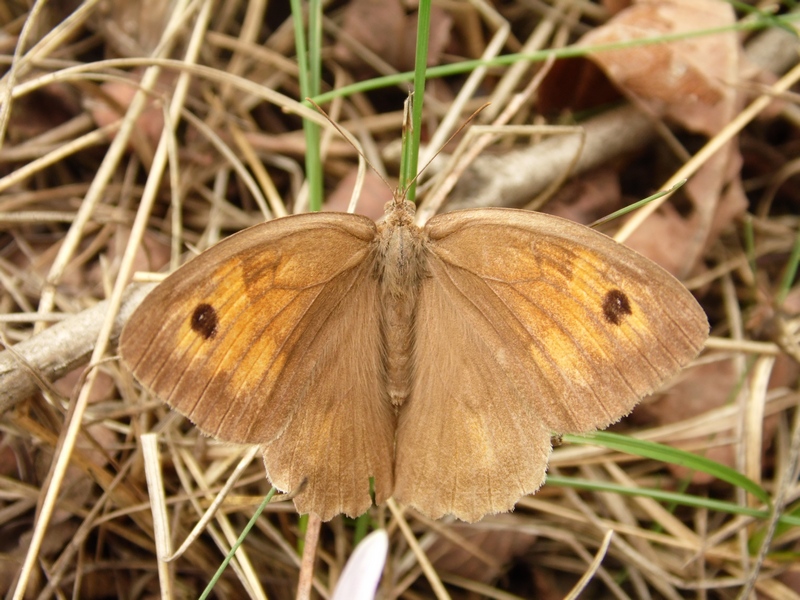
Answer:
428 518 537 583
333 0 452 73
623 202 699 276
635 358 788 484
539 0 746 277
580 0 740 135
543 169 623 225
324 168 392 220
85 70 174 149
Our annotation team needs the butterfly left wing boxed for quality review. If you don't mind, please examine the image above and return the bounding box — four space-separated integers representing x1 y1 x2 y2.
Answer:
394 208 708 521
120 213 395 520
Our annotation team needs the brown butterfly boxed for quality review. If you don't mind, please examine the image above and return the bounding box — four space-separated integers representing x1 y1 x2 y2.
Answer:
120 196 708 522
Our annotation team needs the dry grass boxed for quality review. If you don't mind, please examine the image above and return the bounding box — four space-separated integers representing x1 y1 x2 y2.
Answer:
1 1 799 599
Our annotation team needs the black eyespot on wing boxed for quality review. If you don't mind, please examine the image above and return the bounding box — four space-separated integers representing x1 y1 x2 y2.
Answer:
191 303 219 339
602 289 632 325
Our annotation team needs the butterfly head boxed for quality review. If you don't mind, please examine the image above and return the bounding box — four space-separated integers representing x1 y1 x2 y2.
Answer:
383 189 417 228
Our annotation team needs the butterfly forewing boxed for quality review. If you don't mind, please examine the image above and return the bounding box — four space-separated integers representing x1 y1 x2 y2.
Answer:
421 208 707 432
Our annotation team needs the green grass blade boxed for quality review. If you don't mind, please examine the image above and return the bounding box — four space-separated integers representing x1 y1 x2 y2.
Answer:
199 489 277 600
565 431 771 506
290 0 323 211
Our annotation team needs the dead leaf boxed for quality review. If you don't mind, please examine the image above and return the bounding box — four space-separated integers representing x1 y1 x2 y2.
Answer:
538 0 746 277
324 168 391 220
428 517 537 584
580 0 740 135
542 168 623 225
86 72 167 149
634 359 786 484
333 0 452 73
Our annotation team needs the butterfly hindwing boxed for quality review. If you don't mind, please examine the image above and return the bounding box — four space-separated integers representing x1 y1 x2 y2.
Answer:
395 254 552 521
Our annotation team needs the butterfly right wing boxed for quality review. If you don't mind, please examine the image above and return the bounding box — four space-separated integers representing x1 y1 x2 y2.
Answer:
394 208 707 522
120 213 395 519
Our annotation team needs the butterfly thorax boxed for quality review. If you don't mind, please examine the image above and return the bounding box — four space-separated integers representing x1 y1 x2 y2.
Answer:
375 198 427 407
376 199 426 294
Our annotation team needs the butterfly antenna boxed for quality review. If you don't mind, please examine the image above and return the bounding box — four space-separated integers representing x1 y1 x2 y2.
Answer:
308 98 490 207
306 98 395 193
402 102 491 195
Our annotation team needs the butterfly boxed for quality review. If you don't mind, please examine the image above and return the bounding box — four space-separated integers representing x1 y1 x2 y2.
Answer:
120 195 708 522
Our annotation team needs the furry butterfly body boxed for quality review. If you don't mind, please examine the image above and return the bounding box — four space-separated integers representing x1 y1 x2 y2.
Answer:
120 199 708 522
